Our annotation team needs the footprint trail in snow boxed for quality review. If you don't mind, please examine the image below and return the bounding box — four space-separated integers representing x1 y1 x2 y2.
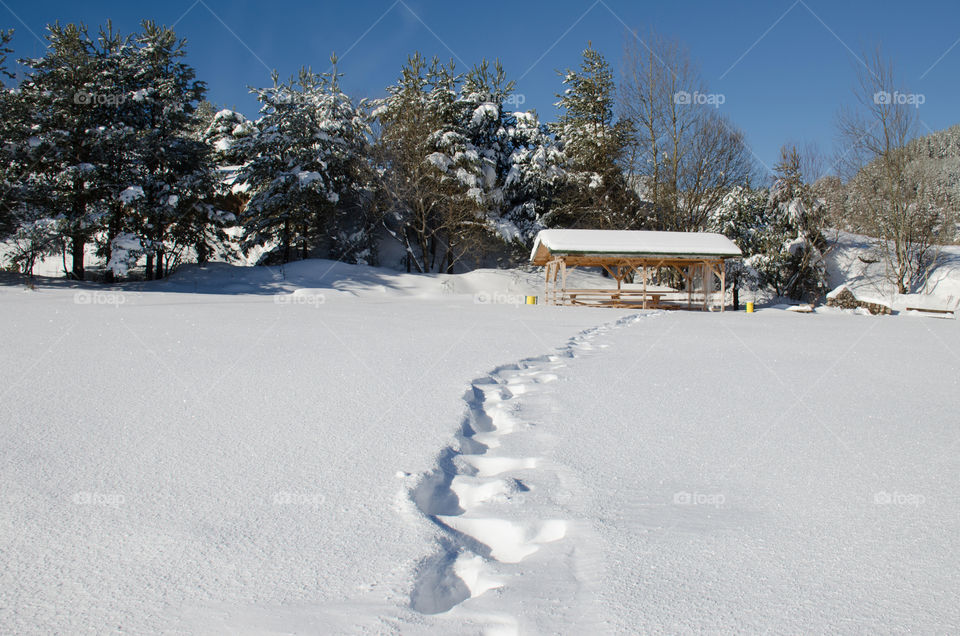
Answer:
405 312 658 630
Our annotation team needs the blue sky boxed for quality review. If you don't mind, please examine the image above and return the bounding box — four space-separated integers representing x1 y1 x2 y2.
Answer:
4 0 960 175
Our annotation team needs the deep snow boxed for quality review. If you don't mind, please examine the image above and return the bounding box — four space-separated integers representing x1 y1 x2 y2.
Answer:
1 259 958 634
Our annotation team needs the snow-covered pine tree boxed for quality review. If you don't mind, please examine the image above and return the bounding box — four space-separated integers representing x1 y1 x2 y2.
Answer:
164 99 241 267
376 54 564 271
0 28 22 241
429 59 514 271
458 60 567 261
374 54 461 272
239 57 372 265
203 107 256 167
198 106 254 261
2 28 77 274
502 109 565 248
0 28 12 85
550 43 638 230
749 146 829 301
313 56 376 265
90 23 143 280
16 22 121 279
710 185 767 309
458 61 511 209
2 29 65 276
124 21 214 280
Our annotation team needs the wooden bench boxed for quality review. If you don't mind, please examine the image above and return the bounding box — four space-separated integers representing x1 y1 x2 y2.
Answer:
904 306 956 316
563 289 668 308
903 294 958 317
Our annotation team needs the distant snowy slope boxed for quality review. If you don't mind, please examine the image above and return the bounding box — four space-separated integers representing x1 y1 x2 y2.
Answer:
824 230 960 311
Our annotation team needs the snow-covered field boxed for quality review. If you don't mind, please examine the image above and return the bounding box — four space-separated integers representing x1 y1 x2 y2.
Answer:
1 259 958 634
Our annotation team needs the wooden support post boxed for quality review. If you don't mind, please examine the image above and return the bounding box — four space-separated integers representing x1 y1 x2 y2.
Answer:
642 264 648 310
720 260 726 312
560 260 568 305
702 262 711 311
544 261 550 303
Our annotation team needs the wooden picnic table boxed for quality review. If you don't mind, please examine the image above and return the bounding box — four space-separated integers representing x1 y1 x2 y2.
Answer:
563 288 669 308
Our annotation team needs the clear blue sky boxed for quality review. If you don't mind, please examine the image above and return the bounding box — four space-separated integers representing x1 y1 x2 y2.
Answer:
4 0 960 175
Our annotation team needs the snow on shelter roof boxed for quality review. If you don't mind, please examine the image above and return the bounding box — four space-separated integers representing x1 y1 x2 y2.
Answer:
530 229 742 264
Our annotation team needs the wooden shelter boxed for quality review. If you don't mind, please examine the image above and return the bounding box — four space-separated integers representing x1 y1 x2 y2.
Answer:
530 229 742 311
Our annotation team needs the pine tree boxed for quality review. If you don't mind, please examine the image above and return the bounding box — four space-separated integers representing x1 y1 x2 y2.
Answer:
502 109 565 248
200 105 254 258
750 146 828 301
2 30 64 276
0 28 21 241
312 57 375 264
203 106 256 166
460 60 566 260
239 57 371 265
90 22 141 280
374 54 463 272
375 54 564 271
432 59 511 271
710 185 767 309
17 22 118 279
551 43 638 229
125 21 212 280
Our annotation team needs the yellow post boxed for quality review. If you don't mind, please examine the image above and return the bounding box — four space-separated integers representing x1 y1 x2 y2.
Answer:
526 295 537 305
746 301 754 313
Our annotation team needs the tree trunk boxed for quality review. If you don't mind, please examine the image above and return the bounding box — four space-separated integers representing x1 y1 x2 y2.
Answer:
69 175 87 280
282 221 291 264
733 281 740 311
444 246 454 274
102 207 122 283
196 240 208 265
145 253 154 281
70 234 85 281
61 242 69 279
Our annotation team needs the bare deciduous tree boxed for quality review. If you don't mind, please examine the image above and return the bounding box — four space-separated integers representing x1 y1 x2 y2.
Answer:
619 29 756 232
837 48 955 293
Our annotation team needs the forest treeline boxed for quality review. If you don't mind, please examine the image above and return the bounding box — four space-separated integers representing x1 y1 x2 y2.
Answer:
1 23 956 298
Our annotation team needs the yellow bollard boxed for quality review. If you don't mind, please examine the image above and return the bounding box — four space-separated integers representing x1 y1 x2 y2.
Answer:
525 295 537 305
746 301 754 313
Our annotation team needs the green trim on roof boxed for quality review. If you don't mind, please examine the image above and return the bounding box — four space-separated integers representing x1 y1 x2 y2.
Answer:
545 248 740 258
